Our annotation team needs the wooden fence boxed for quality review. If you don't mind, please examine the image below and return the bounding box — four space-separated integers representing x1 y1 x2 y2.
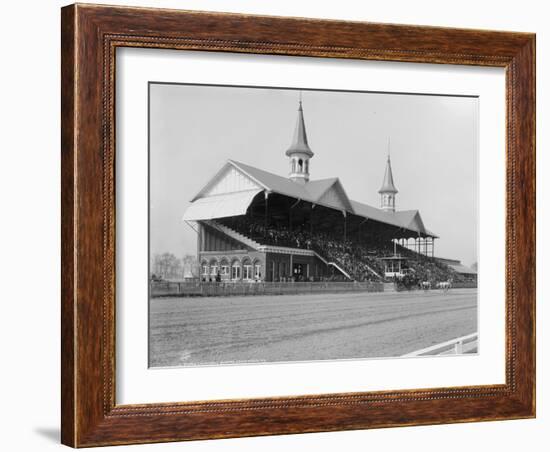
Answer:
150 281 384 298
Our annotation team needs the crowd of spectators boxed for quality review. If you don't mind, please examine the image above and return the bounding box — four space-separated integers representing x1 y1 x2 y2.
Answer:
395 244 458 283
219 216 456 284
221 217 385 282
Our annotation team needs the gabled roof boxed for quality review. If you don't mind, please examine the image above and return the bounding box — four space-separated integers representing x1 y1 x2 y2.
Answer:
394 210 438 238
285 101 314 158
379 156 398 194
229 160 306 199
185 160 437 238
229 160 353 212
304 178 338 199
350 201 437 237
190 162 264 201
307 178 354 212
350 200 401 228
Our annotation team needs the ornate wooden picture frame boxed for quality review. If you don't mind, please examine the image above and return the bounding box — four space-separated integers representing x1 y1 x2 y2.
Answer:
61 3 535 447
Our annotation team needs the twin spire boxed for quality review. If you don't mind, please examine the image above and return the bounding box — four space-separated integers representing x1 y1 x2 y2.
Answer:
379 138 398 194
286 95 314 157
286 92 314 183
284 93 398 211
378 138 398 211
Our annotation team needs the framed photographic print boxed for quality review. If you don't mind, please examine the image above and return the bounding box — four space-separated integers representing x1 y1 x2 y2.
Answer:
61 3 536 447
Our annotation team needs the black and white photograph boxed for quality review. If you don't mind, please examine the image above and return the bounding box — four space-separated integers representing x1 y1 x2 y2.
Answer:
148 83 479 368
2 0 542 450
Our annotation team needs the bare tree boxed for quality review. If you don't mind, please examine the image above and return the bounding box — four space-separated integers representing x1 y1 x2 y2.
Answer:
183 254 198 278
151 252 183 280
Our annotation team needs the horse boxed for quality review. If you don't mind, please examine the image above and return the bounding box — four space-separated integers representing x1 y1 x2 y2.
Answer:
437 280 452 293
420 281 431 291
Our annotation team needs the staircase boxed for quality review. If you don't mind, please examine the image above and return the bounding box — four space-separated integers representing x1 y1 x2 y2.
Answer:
204 220 262 250
327 261 353 280
364 263 381 279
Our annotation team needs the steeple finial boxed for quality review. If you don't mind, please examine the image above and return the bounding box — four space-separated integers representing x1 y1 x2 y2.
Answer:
379 150 398 194
286 92 314 183
379 138 398 212
285 93 314 158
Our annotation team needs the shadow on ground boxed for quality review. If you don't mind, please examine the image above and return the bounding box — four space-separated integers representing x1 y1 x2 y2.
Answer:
34 427 59 443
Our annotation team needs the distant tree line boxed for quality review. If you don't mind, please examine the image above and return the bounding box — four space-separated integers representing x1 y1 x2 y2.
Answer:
151 253 197 280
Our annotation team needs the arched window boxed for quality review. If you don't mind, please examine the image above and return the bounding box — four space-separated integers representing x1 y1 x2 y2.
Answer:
298 159 303 172
209 258 218 277
231 260 241 280
304 159 309 173
253 259 262 280
201 261 209 277
220 258 229 278
242 258 252 281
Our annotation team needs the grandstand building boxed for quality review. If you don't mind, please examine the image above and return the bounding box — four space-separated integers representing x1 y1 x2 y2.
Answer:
182 98 446 283
435 257 478 283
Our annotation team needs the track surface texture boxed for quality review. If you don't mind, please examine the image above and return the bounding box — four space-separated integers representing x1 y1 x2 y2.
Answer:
149 288 477 367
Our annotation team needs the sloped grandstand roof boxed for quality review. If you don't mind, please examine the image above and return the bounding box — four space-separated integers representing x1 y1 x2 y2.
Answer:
184 159 436 238
350 201 437 238
229 160 354 212
448 263 477 275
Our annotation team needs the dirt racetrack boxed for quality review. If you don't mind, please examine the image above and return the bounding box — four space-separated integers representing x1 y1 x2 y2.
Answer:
149 288 477 367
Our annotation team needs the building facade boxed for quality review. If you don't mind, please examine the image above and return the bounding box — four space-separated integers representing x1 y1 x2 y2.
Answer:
184 96 439 283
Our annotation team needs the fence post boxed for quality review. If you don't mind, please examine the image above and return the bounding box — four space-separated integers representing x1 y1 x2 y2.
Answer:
454 340 463 354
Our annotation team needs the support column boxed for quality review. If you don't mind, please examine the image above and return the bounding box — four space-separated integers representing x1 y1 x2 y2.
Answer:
289 199 300 233
358 218 368 245
197 223 203 278
343 211 347 242
289 203 292 231
310 203 315 236
264 191 269 238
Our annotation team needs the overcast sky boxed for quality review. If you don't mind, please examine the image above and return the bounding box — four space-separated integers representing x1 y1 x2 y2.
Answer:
149 83 478 266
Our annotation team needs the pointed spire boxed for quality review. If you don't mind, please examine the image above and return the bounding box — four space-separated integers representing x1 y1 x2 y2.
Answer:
379 139 398 194
285 92 314 158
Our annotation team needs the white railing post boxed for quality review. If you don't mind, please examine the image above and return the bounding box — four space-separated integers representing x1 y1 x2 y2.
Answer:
454 340 463 354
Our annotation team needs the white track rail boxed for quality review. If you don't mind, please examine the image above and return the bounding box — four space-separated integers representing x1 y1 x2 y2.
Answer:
402 332 478 357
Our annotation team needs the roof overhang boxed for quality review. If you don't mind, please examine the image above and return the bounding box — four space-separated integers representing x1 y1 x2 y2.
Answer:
182 189 262 221
448 264 477 275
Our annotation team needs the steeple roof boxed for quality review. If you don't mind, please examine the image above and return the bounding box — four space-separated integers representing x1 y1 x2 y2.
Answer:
379 155 398 194
285 100 314 158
